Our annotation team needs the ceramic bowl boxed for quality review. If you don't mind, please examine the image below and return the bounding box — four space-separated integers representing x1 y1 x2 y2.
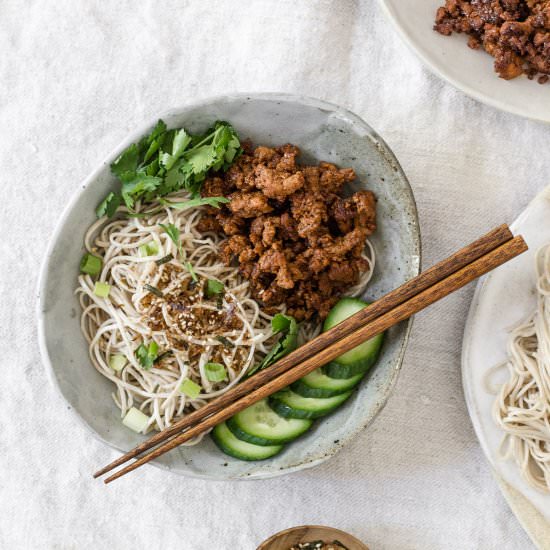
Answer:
37 93 420 479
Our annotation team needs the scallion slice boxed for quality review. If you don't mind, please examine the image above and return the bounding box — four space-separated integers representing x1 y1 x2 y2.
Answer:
204 362 227 382
179 378 201 399
80 253 102 276
109 354 127 372
206 279 224 297
155 253 173 266
215 335 234 348
122 407 149 433
144 284 163 298
138 241 159 257
94 281 111 298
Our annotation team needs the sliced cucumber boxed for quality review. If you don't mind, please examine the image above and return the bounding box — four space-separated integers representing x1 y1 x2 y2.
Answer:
211 422 283 461
323 297 384 379
270 389 353 419
227 399 312 446
291 368 364 398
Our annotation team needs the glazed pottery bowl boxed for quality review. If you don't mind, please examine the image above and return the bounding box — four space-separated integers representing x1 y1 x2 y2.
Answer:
38 93 420 479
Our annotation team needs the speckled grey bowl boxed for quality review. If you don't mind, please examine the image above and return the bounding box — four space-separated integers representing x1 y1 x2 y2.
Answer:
37 93 420 480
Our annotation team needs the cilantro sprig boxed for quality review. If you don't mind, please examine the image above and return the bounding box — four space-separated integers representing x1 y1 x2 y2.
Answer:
248 314 298 376
159 223 183 258
96 120 241 218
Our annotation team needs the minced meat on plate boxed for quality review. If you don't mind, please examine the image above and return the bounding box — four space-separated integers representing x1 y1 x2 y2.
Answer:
434 1 550 84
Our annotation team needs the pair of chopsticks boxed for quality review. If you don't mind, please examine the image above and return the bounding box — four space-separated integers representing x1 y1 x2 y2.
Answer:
94 224 527 484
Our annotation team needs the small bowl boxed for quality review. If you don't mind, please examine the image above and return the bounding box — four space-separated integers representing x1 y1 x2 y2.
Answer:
37 93 420 479
257 525 369 550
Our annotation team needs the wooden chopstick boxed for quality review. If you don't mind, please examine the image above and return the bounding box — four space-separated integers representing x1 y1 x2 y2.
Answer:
102 232 527 484
94 224 512 479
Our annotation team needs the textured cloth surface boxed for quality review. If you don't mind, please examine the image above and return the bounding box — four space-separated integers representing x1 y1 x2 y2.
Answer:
0 1 545 548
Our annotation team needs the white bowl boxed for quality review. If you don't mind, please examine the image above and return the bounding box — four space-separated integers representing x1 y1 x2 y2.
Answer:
37 93 420 479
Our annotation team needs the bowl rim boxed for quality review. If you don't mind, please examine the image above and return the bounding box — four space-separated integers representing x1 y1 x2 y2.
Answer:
37 92 421 480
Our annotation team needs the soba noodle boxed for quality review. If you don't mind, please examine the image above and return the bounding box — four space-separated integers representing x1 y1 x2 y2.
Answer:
491 244 550 492
77 191 375 440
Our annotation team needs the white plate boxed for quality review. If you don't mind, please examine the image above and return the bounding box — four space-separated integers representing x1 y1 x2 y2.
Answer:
379 0 550 123
462 185 550 523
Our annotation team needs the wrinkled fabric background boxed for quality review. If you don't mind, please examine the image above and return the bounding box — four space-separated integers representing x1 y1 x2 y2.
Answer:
0 1 546 548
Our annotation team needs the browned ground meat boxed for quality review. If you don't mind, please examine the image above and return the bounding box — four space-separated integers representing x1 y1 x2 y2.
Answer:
201 144 376 321
434 1 550 84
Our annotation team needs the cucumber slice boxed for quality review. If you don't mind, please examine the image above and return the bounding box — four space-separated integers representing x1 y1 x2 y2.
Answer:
323 297 384 379
227 399 312 446
211 422 283 461
270 389 353 419
291 369 364 398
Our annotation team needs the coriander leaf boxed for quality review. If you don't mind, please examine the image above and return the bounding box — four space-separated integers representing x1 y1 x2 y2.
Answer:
144 157 161 177
96 192 121 218
135 341 159 370
160 160 191 194
160 129 192 170
172 129 192 157
149 119 167 141
111 144 139 180
159 196 229 210
224 134 241 164
121 175 162 208
143 140 161 165
271 313 297 334
141 120 167 163
159 223 183 258
206 279 224 297
248 314 298 376
186 145 216 174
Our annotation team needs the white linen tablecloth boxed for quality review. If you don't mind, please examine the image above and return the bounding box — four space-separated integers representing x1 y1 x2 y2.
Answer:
1 1 547 548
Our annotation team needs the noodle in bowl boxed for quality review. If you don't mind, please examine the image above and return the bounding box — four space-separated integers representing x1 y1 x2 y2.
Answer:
77 191 374 438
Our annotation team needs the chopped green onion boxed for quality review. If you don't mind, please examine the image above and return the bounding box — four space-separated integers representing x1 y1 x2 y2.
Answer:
185 261 198 282
93 281 111 298
205 362 227 382
179 378 201 399
80 253 102 276
138 241 159 257
109 354 127 372
215 335 234 348
155 253 173 266
136 341 159 370
206 279 224 297
122 407 149 433
144 284 163 298
154 350 173 363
